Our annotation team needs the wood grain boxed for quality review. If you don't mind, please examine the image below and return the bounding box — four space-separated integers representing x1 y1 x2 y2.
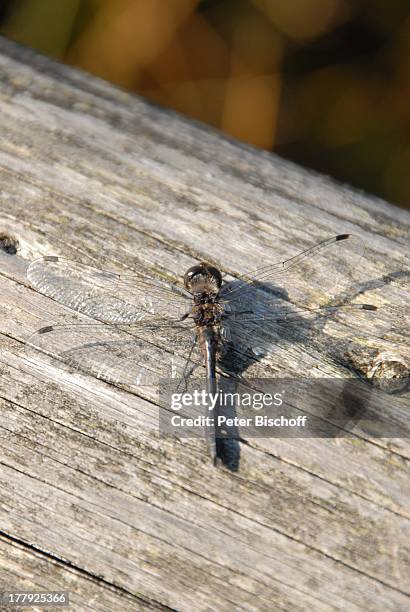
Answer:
0 37 409 611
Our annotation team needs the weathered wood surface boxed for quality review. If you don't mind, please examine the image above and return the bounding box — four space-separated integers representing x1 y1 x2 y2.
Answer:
0 36 409 611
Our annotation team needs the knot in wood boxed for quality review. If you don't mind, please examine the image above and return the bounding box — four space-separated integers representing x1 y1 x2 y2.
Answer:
367 351 409 394
0 232 19 255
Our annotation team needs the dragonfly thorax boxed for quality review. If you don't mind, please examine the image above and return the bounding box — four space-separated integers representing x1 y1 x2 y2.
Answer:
191 302 223 328
193 291 217 305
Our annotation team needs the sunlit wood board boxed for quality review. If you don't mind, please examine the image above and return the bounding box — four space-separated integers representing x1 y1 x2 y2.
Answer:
0 36 409 612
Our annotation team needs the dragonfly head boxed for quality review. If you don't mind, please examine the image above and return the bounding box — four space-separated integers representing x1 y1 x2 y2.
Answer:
184 262 222 299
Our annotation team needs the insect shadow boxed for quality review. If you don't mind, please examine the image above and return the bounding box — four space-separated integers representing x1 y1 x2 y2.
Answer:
214 269 406 465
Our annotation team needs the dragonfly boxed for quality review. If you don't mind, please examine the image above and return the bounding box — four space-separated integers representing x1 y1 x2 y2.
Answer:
26 233 378 468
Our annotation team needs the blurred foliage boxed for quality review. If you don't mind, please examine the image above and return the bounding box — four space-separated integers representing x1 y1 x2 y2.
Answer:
1 0 409 208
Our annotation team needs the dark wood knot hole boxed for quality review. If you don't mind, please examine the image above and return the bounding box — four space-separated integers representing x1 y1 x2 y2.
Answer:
0 232 19 255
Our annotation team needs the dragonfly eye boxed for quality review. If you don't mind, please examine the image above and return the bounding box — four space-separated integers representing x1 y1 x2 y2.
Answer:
184 262 222 293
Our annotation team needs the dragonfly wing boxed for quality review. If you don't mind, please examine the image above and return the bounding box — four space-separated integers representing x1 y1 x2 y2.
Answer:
219 233 402 368
221 234 365 308
221 300 393 362
25 319 198 391
27 256 191 322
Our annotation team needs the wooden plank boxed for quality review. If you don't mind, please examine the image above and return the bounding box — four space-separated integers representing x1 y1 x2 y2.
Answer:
0 357 409 611
0 36 409 611
0 534 160 611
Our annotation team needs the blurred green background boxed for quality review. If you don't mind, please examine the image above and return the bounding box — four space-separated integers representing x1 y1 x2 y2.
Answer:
1 0 409 208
